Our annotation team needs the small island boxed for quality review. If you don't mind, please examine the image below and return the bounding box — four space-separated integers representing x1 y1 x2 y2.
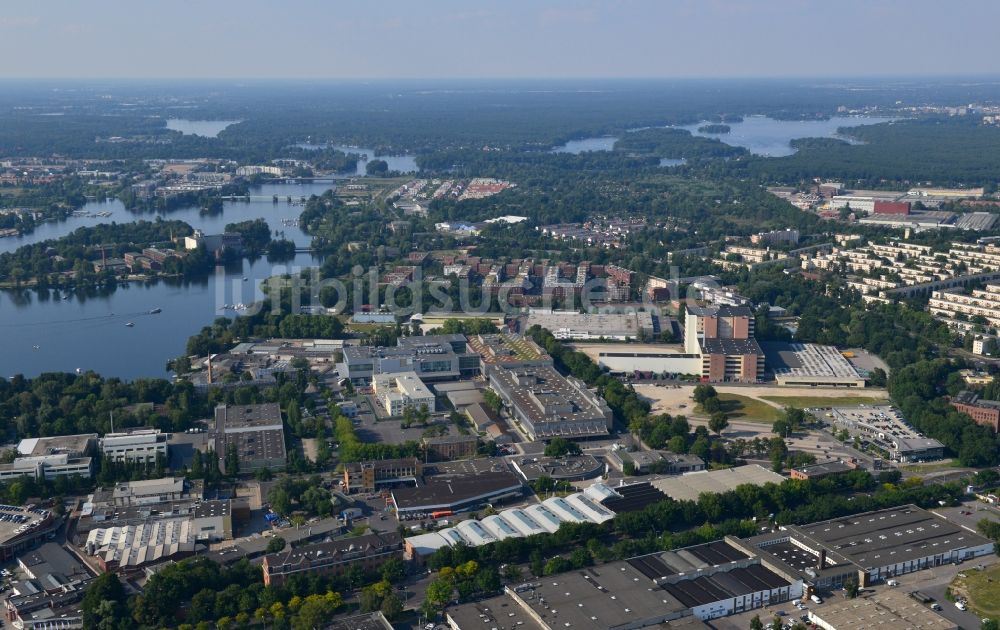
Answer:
697 124 731 134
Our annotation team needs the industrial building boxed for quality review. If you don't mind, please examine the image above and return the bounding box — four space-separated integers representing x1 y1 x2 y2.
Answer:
85 518 198 572
807 589 956 630
764 342 867 388
391 471 523 515
447 540 799 628
337 334 480 384
828 406 945 462
525 309 657 341
372 371 435 416
650 465 784 502
261 531 403 587
97 477 187 506
789 460 856 481
213 403 287 472
5 544 93 630
510 454 605 482
485 361 613 440
405 483 619 561
445 503 990 628
740 505 993 588
606 449 705 475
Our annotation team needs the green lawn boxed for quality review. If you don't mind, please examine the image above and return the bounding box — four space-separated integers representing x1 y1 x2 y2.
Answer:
952 564 1000 618
760 395 889 409
697 393 781 424
898 458 962 473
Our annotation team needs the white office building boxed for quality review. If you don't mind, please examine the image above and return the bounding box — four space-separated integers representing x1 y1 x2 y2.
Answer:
372 372 435 416
100 429 168 464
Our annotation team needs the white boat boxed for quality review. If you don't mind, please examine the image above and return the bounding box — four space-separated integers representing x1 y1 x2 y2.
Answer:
125 322 135 328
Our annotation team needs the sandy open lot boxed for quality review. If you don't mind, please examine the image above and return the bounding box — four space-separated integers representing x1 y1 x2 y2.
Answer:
634 383 889 416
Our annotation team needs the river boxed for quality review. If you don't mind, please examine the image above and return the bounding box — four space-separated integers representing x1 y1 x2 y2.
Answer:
0 182 330 379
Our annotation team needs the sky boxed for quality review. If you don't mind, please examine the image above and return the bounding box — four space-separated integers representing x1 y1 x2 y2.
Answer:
1 0 999 80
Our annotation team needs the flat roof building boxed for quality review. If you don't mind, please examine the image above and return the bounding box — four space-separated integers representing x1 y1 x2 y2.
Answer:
0 454 93 482
789 460 856 481
764 342 867 388
829 406 944 462
337 334 480 384
372 371 435 417
485 361 612 440
213 403 287 472
100 428 168 464
525 309 657 341
741 504 994 588
650 464 784 502
17 434 95 458
807 589 956 630
261 531 402 588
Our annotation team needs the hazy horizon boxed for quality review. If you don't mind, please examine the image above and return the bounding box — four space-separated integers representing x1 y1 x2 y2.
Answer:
3 0 1000 80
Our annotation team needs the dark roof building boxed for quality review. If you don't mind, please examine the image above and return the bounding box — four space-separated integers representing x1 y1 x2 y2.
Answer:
391 471 523 514
789 459 856 481
214 403 286 472
261 531 403 588
485 362 612 440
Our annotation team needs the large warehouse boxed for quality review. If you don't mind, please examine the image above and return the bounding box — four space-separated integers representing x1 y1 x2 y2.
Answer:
444 504 989 628
763 341 867 388
446 539 801 628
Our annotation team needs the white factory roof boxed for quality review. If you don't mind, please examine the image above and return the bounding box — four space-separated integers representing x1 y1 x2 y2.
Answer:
405 482 618 555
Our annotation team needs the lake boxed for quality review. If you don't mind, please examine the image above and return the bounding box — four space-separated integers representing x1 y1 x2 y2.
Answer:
680 115 899 157
0 182 330 379
551 136 618 154
555 116 898 158
165 119 241 137
295 143 418 175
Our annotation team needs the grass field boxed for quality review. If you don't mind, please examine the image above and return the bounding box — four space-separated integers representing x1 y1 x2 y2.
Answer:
951 564 1000 618
760 395 889 409
898 458 962 473
698 393 782 423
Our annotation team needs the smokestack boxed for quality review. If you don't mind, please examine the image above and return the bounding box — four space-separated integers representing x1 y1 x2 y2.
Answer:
207 354 214 384
818 548 826 570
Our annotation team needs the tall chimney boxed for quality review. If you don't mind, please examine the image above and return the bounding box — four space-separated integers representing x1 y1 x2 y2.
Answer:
207 354 214 384
817 548 827 570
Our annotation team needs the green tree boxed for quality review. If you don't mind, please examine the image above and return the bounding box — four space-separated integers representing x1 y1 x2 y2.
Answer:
266 536 287 554
845 575 860 598
750 615 764 630
81 572 127 629
693 384 717 404
708 412 729 436
224 442 240 477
